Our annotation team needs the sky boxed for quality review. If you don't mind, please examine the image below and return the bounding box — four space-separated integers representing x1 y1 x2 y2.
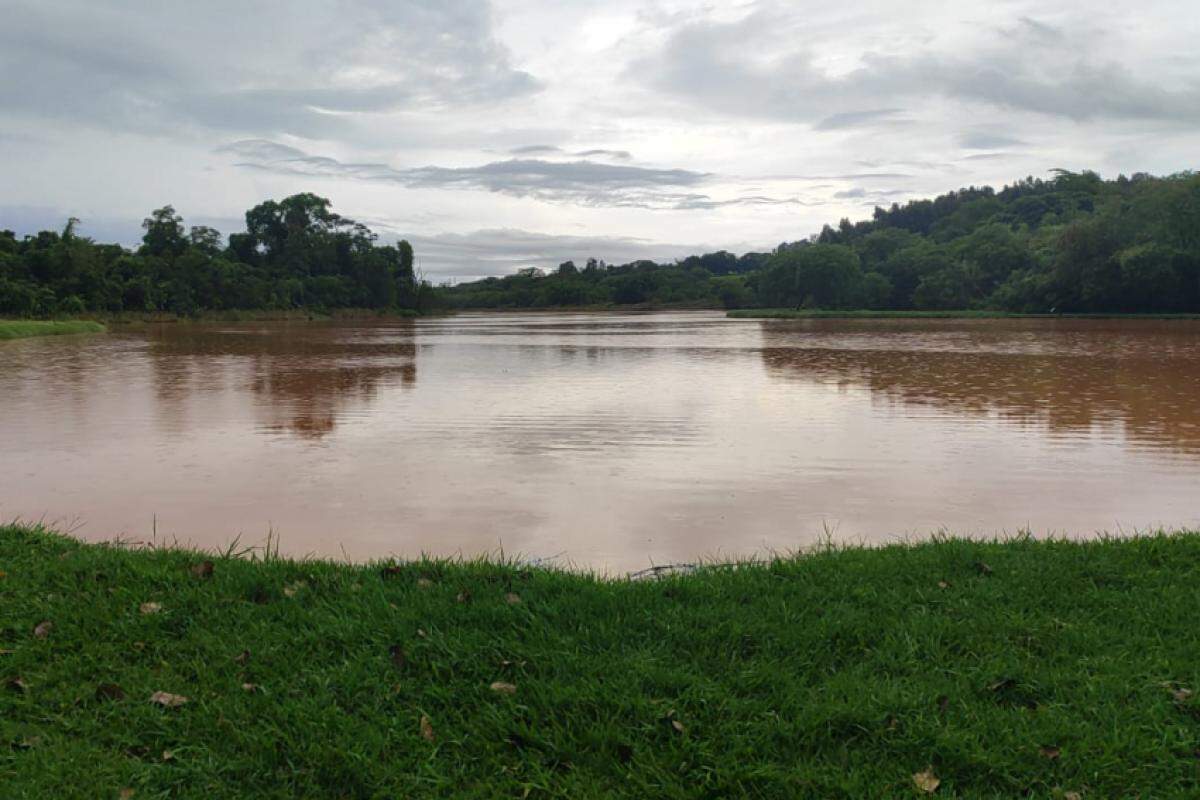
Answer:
1 0 1197 282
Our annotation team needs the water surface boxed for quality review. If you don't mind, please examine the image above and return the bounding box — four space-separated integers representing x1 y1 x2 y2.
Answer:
2 311 1198 571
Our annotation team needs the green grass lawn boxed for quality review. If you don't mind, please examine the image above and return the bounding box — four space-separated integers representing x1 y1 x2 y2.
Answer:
0 320 106 340
3 524 1200 798
727 308 1200 320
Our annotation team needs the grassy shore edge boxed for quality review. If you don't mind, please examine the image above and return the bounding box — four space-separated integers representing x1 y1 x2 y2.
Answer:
4 523 1200 797
0 320 107 340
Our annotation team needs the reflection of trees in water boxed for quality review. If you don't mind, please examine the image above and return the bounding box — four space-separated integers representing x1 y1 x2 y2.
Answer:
760 342 1200 454
147 323 418 439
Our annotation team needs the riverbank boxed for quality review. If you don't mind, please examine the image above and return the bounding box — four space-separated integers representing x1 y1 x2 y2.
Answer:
3 524 1199 797
0 320 106 340
728 308 1200 320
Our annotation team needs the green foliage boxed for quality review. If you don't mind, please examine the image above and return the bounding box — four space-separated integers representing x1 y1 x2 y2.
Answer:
0 195 424 317
0 320 105 340
435 171 1200 314
5 524 1200 797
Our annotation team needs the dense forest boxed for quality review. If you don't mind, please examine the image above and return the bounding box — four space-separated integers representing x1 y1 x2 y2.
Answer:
440 170 1200 314
0 194 425 316
3 171 1199 317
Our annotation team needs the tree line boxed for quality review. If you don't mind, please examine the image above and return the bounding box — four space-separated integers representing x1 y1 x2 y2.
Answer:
4 171 1199 317
438 170 1200 314
0 193 426 317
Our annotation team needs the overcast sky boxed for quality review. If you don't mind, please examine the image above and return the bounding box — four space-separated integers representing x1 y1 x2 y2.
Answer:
1 0 1197 281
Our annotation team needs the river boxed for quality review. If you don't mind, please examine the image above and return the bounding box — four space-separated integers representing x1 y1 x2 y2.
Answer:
2 311 1198 572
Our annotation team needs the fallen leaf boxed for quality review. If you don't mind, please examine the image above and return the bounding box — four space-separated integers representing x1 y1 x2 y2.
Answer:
988 678 1016 693
189 561 214 579
150 691 188 708
416 578 434 589
913 767 940 794
505 592 522 605
1063 793 1082 800
937 580 950 589
381 565 404 578
975 561 994 576
14 736 41 750
456 590 472 604
139 602 162 615
95 683 125 701
1040 745 1061 760
7 676 29 693
416 628 427 638
489 681 517 695
132 641 146 651
420 714 435 742
0 569 6 578
33 620 52 639
1173 687 1194 703
283 580 306 598
0 649 14 656
241 683 259 693
389 645 407 670
119 789 136 799
671 719 686 734
234 649 250 664
161 750 175 762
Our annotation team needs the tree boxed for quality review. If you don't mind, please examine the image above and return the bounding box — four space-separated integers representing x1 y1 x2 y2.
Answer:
141 206 187 258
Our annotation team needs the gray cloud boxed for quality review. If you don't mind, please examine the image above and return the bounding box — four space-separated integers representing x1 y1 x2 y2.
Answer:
0 0 539 139
388 228 732 280
220 139 800 210
959 131 1027 149
633 7 1200 125
509 145 633 160
814 109 907 130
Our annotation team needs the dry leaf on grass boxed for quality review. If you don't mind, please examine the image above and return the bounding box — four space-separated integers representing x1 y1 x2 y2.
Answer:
416 578 434 589
489 681 517 695
1173 687 1194 703
937 580 950 589
139 602 162 615
913 768 940 794
33 620 52 639
381 565 403 578
241 683 259 693
975 561 994 576
456 590 472 604
150 691 189 708
119 789 136 799
420 714 435 742
1040 745 1061 760
189 561 214 579
7 677 29 693
234 649 250 664
162 750 175 762
1063 793 1082 800
505 593 522 605
416 628 427 638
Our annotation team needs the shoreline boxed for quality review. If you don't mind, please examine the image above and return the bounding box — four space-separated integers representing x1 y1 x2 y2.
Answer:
727 308 1200 320
5 523 1200 796
0 319 106 340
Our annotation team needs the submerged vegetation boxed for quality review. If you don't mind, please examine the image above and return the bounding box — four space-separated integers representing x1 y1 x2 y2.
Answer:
0 194 429 318
0 320 105 340
439 170 1200 314
4 523 1200 797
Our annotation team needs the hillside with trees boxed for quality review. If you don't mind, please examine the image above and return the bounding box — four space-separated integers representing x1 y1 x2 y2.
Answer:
0 194 425 317
438 170 1200 314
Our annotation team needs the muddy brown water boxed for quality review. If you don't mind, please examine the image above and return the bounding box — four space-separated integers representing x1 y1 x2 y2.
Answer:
2 311 1198 572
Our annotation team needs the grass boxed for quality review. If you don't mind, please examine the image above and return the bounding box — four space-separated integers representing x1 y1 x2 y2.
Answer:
0 320 106 340
4 524 1200 798
727 308 1200 320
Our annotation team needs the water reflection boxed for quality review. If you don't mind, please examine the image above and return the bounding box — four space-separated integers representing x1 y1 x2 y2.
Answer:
143 322 419 439
758 319 1200 455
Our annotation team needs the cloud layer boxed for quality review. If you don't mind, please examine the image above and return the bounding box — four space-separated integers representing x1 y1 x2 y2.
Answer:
1 0 1197 278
